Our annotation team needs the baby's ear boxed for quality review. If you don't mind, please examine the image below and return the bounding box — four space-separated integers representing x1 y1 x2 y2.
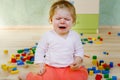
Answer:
49 19 52 24
72 22 75 26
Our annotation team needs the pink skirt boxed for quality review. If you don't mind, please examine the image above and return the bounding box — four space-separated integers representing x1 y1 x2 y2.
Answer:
26 65 88 80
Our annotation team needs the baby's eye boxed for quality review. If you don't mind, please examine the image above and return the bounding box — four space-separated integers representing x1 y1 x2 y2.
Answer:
64 18 70 21
56 18 61 20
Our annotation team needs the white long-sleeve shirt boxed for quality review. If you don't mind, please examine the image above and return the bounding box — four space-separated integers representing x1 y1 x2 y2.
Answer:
35 30 84 67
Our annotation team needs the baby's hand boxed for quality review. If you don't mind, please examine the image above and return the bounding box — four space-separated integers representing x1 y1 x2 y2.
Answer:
37 63 46 75
70 56 83 70
70 62 81 70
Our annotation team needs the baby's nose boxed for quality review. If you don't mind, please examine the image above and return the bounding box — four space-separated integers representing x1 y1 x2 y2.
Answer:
60 19 65 24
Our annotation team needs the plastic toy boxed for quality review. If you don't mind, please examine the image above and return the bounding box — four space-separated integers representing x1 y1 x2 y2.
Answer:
4 50 8 54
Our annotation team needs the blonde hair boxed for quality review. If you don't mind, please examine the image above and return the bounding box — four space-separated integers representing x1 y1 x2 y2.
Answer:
49 0 76 24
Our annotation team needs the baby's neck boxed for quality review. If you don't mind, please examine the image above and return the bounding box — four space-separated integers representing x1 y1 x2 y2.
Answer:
54 30 70 39
59 33 68 39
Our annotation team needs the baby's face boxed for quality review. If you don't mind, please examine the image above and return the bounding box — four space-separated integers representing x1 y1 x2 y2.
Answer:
52 8 73 35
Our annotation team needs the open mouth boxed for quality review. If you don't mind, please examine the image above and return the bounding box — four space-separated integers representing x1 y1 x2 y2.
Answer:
59 26 66 29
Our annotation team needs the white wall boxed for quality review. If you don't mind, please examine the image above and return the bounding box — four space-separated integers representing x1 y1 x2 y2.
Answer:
74 0 99 14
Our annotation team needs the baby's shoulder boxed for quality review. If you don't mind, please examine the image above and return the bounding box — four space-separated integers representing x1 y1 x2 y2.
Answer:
70 30 80 36
42 30 52 36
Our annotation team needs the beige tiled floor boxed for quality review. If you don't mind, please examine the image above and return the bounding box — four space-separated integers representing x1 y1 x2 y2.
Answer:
0 27 120 80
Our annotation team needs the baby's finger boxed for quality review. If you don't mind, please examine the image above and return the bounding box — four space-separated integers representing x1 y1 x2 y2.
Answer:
38 69 46 75
37 71 43 75
70 64 80 70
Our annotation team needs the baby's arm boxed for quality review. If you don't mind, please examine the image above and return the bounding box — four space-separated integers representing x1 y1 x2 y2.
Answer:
70 32 84 70
35 34 48 75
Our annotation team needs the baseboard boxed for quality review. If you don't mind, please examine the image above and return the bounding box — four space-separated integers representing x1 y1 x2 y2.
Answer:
0 26 53 30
